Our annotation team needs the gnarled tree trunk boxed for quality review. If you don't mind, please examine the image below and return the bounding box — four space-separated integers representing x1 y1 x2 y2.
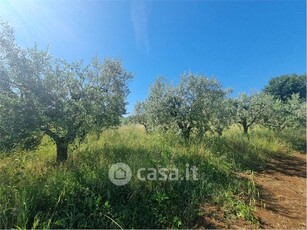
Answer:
241 118 249 135
178 122 192 140
243 124 248 135
56 139 68 163
40 127 68 162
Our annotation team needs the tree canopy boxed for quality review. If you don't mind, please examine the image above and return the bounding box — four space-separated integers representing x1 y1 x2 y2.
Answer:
263 74 306 101
0 20 133 162
133 73 228 139
234 93 273 134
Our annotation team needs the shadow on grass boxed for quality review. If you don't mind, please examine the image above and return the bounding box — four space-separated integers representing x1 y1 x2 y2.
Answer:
0 131 259 229
204 135 267 172
55 144 254 228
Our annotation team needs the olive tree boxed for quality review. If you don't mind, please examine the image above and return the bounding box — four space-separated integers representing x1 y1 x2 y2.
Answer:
234 93 272 135
144 77 174 131
171 73 227 139
262 93 306 131
137 73 228 139
0 21 133 162
209 98 235 136
132 101 149 131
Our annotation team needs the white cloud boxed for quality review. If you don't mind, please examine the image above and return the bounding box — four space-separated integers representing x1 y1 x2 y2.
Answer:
130 0 150 54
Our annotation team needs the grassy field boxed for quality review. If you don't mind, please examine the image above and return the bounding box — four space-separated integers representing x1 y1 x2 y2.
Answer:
0 125 304 229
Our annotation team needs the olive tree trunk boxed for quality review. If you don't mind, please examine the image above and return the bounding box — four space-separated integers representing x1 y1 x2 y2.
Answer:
40 127 69 163
55 140 68 163
241 118 249 135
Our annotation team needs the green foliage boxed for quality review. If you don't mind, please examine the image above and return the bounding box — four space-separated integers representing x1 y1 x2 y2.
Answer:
275 128 306 153
172 73 228 139
144 77 174 131
204 126 290 171
208 98 235 136
135 73 228 139
234 93 273 134
1 125 301 228
134 76 306 139
262 93 306 131
131 101 149 130
0 20 133 161
0 126 263 229
263 74 306 100
120 116 133 126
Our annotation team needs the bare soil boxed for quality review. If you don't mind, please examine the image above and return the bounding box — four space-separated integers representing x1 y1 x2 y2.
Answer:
196 152 306 229
254 152 306 229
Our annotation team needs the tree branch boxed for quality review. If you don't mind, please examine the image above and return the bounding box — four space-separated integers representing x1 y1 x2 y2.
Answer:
40 126 60 142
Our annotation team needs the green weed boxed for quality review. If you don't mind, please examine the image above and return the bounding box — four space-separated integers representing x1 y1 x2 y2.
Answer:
0 125 294 228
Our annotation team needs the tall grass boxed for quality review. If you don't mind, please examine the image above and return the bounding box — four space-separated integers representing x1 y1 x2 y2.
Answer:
0 125 299 228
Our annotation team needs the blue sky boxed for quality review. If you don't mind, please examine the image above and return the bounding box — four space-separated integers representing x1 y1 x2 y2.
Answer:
0 0 306 114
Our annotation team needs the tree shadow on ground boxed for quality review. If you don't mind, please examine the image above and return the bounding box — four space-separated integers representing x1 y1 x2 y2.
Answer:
252 152 306 229
264 152 306 178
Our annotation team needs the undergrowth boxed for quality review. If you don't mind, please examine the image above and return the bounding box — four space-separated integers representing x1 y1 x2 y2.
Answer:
0 125 301 228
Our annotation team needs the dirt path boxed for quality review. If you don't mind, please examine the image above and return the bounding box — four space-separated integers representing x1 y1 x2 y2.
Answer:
254 152 306 229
